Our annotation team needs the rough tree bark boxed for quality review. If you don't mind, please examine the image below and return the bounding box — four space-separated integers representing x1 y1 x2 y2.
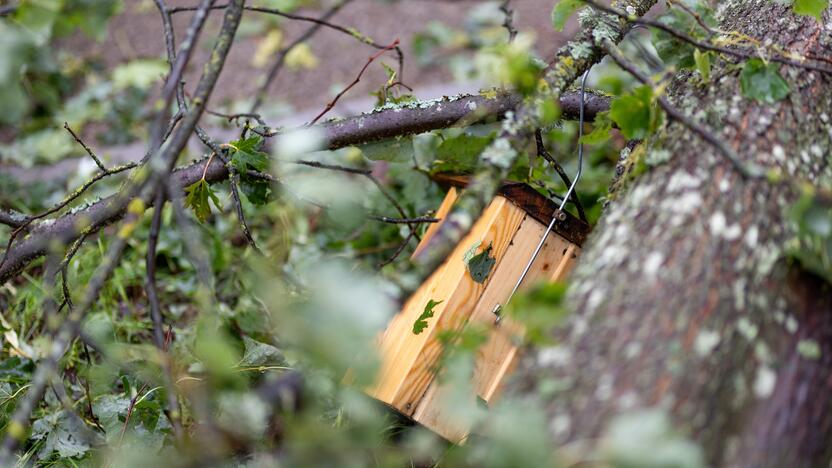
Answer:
511 2 832 467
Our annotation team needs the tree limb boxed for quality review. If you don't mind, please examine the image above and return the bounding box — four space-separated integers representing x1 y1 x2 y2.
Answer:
0 90 606 284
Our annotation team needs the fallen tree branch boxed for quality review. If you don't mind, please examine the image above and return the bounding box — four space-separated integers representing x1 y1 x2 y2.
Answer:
0 90 606 283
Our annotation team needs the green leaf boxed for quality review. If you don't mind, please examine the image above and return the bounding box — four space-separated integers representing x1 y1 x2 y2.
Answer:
581 111 613 145
466 242 496 284
413 299 443 335
31 410 99 459
229 135 269 173
694 49 711 81
431 133 494 174
740 59 790 104
793 0 828 20
609 86 662 140
112 59 168 90
650 5 716 69
52 0 122 41
506 282 570 344
381 62 397 87
14 0 62 41
240 336 286 367
240 175 272 205
788 190 832 283
551 0 582 32
360 138 414 163
184 179 221 222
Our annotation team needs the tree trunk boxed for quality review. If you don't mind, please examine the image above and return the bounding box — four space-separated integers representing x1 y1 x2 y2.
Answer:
511 2 832 466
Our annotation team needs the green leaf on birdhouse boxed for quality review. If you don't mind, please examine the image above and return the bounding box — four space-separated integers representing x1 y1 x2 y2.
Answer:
466 242 496 284
413 299 443 335
184 179 222 222
740 58 790 104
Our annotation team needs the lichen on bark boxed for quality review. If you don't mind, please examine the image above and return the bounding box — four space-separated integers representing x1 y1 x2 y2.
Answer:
510 2 832 466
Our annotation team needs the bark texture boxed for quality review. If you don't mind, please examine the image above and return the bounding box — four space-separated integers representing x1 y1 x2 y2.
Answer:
511 2 832 467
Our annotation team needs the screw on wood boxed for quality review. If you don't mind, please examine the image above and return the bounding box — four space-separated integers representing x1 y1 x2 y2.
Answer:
493 69 591 325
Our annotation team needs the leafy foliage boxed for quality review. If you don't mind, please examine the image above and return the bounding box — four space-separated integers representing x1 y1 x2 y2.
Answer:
740 59 791 104
792 0 829 20
184 179 222 222
693 49 712 82
788 189 832 283
1 0 791 466
651 2 716 70
228 135 270 173
551 0 582 32
431 133 494 173
610 85 663 139
0 0 122 125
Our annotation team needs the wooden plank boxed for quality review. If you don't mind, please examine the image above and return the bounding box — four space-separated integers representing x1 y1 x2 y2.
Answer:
412 187 458 258
411 216 581 441
410 376 470 443
367 196 526 414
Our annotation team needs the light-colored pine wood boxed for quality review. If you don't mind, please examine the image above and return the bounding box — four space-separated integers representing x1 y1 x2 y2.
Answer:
410 215 580 441
412 187 458 258
367 195 525 413
366 186 584 443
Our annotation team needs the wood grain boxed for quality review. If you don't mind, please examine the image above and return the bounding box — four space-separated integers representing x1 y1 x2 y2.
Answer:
411 215 580 441
367 195 525 414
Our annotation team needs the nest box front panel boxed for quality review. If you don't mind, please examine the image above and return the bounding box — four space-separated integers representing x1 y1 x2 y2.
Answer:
411 214 580 442
368 192 526 414
366 183 587 443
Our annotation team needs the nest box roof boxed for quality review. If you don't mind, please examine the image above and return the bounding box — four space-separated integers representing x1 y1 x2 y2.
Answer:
432 173 591 247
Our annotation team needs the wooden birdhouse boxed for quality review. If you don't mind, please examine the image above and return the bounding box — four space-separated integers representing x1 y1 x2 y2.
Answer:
366 175 590 442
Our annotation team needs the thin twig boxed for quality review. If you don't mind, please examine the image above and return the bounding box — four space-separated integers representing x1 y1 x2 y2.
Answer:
601 39 761 179
291 158 421 241
0 162 137 270
368 215 439 224
250 0 352 112
583 0 832 75
309 39 401 125
377 228 417 268
535 129 588 223
0 90 609 283
205 108 268 127
63 122 106 171
57 233 88 312
146 192 167 350
666 0 719 37
171 1 408 89
499 0 517 42
195 126 263 253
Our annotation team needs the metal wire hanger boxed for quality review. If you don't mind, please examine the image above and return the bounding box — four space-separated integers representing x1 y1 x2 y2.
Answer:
493 68 591 324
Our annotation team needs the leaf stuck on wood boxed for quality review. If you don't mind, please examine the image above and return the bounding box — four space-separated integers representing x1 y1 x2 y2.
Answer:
413 299 443 335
